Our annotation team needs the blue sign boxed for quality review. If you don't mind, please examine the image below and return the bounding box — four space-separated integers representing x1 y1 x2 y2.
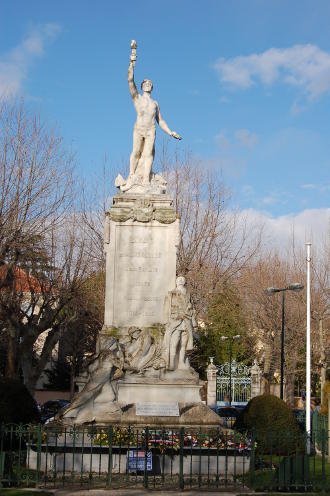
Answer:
127 450 152 472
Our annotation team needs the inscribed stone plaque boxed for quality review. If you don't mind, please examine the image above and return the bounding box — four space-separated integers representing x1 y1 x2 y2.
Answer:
136 402 180 417
110 223 176 327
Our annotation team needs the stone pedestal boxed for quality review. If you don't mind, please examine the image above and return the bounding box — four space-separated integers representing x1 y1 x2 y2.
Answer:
104 193 179 329
61 191 221 427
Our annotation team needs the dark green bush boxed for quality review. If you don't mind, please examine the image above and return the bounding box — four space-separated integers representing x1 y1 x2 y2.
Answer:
0 378 41 424
235 394 303 454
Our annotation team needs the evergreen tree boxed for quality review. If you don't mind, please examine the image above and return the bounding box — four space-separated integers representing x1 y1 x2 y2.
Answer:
191 284 254 377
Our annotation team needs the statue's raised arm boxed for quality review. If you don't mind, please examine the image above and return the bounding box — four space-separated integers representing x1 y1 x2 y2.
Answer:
128 40 138 100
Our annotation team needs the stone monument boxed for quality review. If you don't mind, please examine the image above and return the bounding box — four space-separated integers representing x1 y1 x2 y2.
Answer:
62 41 220 427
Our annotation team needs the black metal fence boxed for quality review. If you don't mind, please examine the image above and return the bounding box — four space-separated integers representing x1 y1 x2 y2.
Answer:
0 423 329 492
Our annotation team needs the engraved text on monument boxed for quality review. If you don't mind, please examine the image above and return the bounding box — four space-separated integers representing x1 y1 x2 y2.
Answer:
113 224 169 326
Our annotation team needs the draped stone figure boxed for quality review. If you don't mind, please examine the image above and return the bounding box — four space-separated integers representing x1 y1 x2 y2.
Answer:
62 338 123 422
124 327 165 373
163 276 197 372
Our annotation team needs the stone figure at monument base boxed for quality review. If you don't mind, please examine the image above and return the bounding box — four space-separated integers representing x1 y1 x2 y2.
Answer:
63 338 123 423
163 276 196 372
60 40 220 428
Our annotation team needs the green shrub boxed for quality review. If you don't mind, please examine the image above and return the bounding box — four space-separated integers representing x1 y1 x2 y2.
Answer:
235 394 303 454
0 378 41 424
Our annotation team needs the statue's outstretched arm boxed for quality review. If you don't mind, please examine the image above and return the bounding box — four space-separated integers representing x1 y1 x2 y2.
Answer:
156 106 182 140
128 61 138 100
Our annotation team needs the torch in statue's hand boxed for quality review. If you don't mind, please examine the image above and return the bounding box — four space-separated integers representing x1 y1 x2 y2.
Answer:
171 131 182 140
130 39 137 66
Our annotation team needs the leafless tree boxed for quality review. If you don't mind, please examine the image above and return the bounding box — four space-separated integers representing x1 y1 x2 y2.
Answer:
302 232 330 402
238 252 307 406
159 148 262 315
0 99 95 391
79 157 117 271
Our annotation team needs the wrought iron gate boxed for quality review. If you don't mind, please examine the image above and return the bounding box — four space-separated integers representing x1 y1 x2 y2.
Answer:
216 360 251 406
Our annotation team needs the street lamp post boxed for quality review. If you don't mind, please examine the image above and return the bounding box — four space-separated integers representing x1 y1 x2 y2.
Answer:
306 242 312 450
220 334 241 406
265 283 304 400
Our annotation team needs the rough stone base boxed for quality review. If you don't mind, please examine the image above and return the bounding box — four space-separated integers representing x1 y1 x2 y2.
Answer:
60 402 221 427
116 402 222 427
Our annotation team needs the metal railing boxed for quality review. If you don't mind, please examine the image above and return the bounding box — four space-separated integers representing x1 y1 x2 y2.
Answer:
312 411 328 455
0 423 328 492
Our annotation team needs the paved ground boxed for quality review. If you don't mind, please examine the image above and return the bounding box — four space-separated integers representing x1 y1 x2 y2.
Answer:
44 492 317 496
50 491 251 496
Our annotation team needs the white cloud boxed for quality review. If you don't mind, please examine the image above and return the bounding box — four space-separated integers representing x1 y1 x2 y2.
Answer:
242 208 330 251
301 183 317 190
219 95 230 104
235 129 258 148
215 128 258 150
0 23 61 98
214 44 330 100
241 184 254 196
215 131 230 150
259 191 290 207
300 182 330 192
290 99 308 115
262 195 281 206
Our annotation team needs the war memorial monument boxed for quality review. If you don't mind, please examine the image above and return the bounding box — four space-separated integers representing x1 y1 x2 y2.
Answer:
62 41 220 427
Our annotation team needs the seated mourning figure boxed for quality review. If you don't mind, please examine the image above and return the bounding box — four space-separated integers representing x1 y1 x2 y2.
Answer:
124 327 165 373
163 276 198 374
62 328 165 423
62 338 123 422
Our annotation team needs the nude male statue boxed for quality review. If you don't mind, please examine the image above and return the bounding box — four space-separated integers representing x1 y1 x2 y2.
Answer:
127 40 181 185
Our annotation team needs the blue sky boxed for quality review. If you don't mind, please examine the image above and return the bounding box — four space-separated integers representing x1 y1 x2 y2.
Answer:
1 0 329 242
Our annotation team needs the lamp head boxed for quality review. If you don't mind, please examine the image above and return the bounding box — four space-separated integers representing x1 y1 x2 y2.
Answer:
264 287 281 295
287 283 304 291
265 283 304 295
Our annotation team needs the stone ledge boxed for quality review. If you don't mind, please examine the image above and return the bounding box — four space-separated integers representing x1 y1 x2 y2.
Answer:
60 402 222 427
107 194 178 224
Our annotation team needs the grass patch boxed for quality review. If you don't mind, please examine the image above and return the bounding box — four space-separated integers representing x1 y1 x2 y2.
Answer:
249 454 329 492
309 453 330 478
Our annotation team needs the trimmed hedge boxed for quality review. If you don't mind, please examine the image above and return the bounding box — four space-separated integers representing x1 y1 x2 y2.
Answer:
0 378 41 424
235 394 303 454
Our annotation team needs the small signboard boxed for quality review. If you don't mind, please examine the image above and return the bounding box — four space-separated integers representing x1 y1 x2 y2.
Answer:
136 402 180 417
127 450 152 472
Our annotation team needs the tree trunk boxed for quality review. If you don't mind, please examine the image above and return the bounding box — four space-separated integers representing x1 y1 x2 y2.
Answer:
6 327 17 379
263 377 270 394
70 363 75 400
20 351 36 393
262 341 276 394
19 328 61 394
